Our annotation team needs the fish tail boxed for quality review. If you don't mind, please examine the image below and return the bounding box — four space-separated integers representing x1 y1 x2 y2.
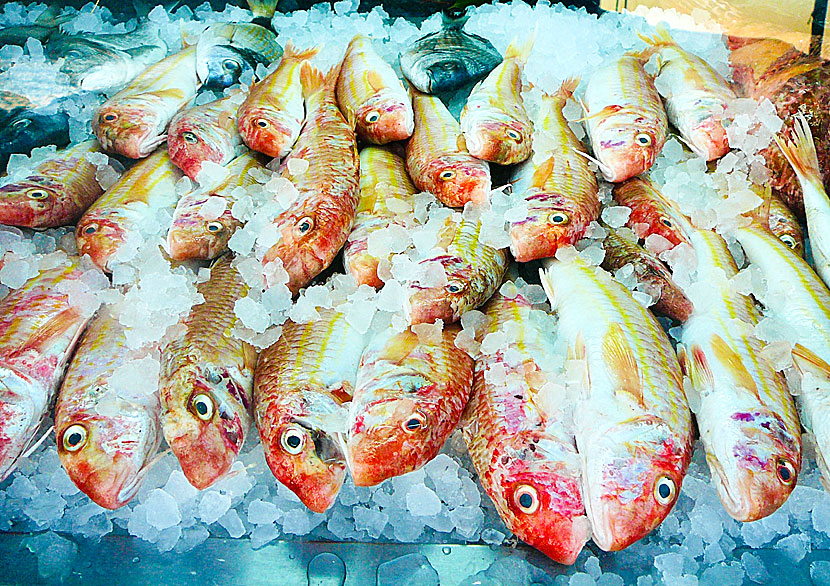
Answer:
775 114 825 191
554 77 580 102
282 41 321 64
247 0 279 19
504 30 536 64
300 60 340 99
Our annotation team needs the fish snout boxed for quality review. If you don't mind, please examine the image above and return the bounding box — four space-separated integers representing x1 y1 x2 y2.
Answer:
690 118 730 161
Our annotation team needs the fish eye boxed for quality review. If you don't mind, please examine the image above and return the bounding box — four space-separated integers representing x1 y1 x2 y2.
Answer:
780 234 797 249
660 217 673 227
66 49 82 58
26 189 49 200
280 426 306 455
446 280 463 294
506 128 521 141
295 216 314 235
62 424 88 452
82 223 98 235
255 118 270 129
635 133 652 147
206 221 224 233
182 131 199 144
439 169 455 181
102 112 118 123
222 59 242 74
654 475 677 506
402 412 426 433
11 118 30 129
549 212 570 225
776 458 796 485
190 393 215 421
364 110 381 124
514 484 539 514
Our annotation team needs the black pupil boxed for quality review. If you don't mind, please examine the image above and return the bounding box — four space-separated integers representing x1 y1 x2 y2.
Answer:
406 418 420 430
84 226 96 234
196 401 208 415
68 432 82 445
257 120 268 128
300 222 310 233
184 132 197 143
224 60 241 72
554 215 563 222
104 114 116 121
209 224 220 232
518 493 533 508
662 219 672 226
780 465 791 481
286 434 301 448
658 482 671 498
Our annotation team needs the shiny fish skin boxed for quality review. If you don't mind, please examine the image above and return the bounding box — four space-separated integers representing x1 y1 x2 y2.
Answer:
254 309 367 512
0 105 70 172
336 35 414 145
93 45 200 159
462 286 589 565
405 214 509 325
76 149 182 273
767 190 804 257
539 256 693 551
0 257 97 482
347 324 474 486
460 36 534 165
237 43 319 159
55 304 161 510
508 79 599 262
261 62 360 294
167 91 249 181
344 146 419 288
159 256 257 489
0 141 115 228
612 177 687 247
196 22 282 90
167 152 267 261
583 55 667 182
406 90 491 208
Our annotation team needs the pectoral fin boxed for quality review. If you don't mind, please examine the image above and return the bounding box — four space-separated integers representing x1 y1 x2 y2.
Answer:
711 334 759 399
603 323 644 407
792 343 830 380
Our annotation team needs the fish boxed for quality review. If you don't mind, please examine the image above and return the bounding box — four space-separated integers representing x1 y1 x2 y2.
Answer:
335 34 414 145
405 213 509 325
0 256 98 481
343 145 420 288
638 25 736 161
0 7 67 47
55 303 162 509
539 255 693 551
195 23 282 90
246 0 279 19
773 114 830 288
346 324 474 486
400 10 502 94
159 255 257 489
582 54 668 182
76 149 182 272
612 177 687 247
766 189 804 257
93 45 201 159
459 35 534 165
600 225 693 322
167 152 268 261
254 308 367 512
406 90 491 208
167 90 249 181
461 282 589 565
0 105 70 171
507 78 600 262
0 141 118 228
261 62 360 294
236 43 319 159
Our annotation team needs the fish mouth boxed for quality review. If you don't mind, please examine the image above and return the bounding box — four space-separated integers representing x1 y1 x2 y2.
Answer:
238 110 295 158
167 226 211 261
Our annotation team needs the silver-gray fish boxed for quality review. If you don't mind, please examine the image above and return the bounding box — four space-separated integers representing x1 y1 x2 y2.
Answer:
196 23 283 90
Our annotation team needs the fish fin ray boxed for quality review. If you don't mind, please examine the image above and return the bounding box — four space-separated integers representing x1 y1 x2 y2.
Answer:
504 30 536 64
775 114 824 190
283 41 321 64
603 323 644 407
792 343 830 380
710 333 760 400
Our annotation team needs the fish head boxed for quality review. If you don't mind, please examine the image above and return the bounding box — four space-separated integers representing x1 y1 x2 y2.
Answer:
768 207 804 257
167 205 235 261
0 178 64 227
582 416 690 551
259 390 347 513
616 188 685 246
237 107 297 159
705 409 800 521
93 102 166 159
488 430 588 565
688 117 729 161
509 189 598 262
167 124 224 180
425 60 471 94
406 256 474 324
47 39 124 88
161 364 250 489
356 94 414 144
0 367 40 481
199 45 256 90
0 109 69 167
593 123 662 182
464 118 532 165
425 154 491 207
75 215 125 272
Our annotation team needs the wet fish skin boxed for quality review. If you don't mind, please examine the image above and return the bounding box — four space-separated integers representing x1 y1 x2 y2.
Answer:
612 177 687 247
767 189 804 256
347 324 474 486
159 256 257 489
0 141 115 228
254 309 366 512
0 107 70 171
196 23 282 90
55 304 161 510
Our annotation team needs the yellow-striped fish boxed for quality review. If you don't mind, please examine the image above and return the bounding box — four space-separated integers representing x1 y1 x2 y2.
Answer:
460 35 534 165
93 45 201 159
335 34 413 145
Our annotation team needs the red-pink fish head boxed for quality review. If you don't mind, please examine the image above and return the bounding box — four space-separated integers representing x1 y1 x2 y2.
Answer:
425 154 491 208
595 127 662 182
356 97 414 144
464 119 532 165
93 103 166 159
0 179 64 228
237 107 296 159
75 216 125 272
167 125 225 180
688 117 730 161
167 205 237 261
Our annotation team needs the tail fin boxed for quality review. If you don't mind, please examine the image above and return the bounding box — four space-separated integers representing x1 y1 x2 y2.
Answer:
300 60 341 99
555 77 580 102
282 41 321 64
775 113 825 190
635 23 676 61
247 0 279 19
504 30 536 65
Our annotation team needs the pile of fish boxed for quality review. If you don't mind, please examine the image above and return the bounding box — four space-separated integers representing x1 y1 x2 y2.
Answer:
4 0 830 568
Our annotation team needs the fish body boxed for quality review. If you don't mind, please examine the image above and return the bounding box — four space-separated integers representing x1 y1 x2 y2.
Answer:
462 286 588 565
159 256 257 489
400 12 502 94
336 35 413 145
347 324 474 486
639 26 735 160
0 141 115 228
75 149 182 272
508 79 599 262
612 177 687 246
261 63 360 294
254 308 366 512
767 189 804 256
583 55 667 182
167 152 266 261
406 90 491 208
0 106 70 171
601 226 693 322
343 146 419 288
93 45 200 159
196 23 282 90
55 304 161 509
539 256 693 551
406 214 508 325
0 258 96 481
167 91 249 180
236 43 318 159
460 36 533 165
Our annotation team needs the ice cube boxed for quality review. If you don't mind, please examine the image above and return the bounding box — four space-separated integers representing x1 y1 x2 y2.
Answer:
198 491 232 525
406 484 442 517
601 205 632 228
145 489 181 530
377 553 439 586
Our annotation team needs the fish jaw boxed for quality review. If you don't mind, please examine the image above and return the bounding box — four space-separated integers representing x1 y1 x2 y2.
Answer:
167 221 227 261
93 105 166 159
168 127 225 180
0 182 59 228
237 107 298 159
593 127 661 183
463 119 531 166
0 368 40 482
346 252 383 289
406 284 456 325
688 117 730 162
356 98 414 144
425 155 491 208
75 217 125 273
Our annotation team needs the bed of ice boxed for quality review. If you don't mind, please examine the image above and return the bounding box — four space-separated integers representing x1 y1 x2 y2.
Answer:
1 0 828 583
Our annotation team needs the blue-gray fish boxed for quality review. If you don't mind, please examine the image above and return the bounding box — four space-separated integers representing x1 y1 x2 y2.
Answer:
196 23 283 90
